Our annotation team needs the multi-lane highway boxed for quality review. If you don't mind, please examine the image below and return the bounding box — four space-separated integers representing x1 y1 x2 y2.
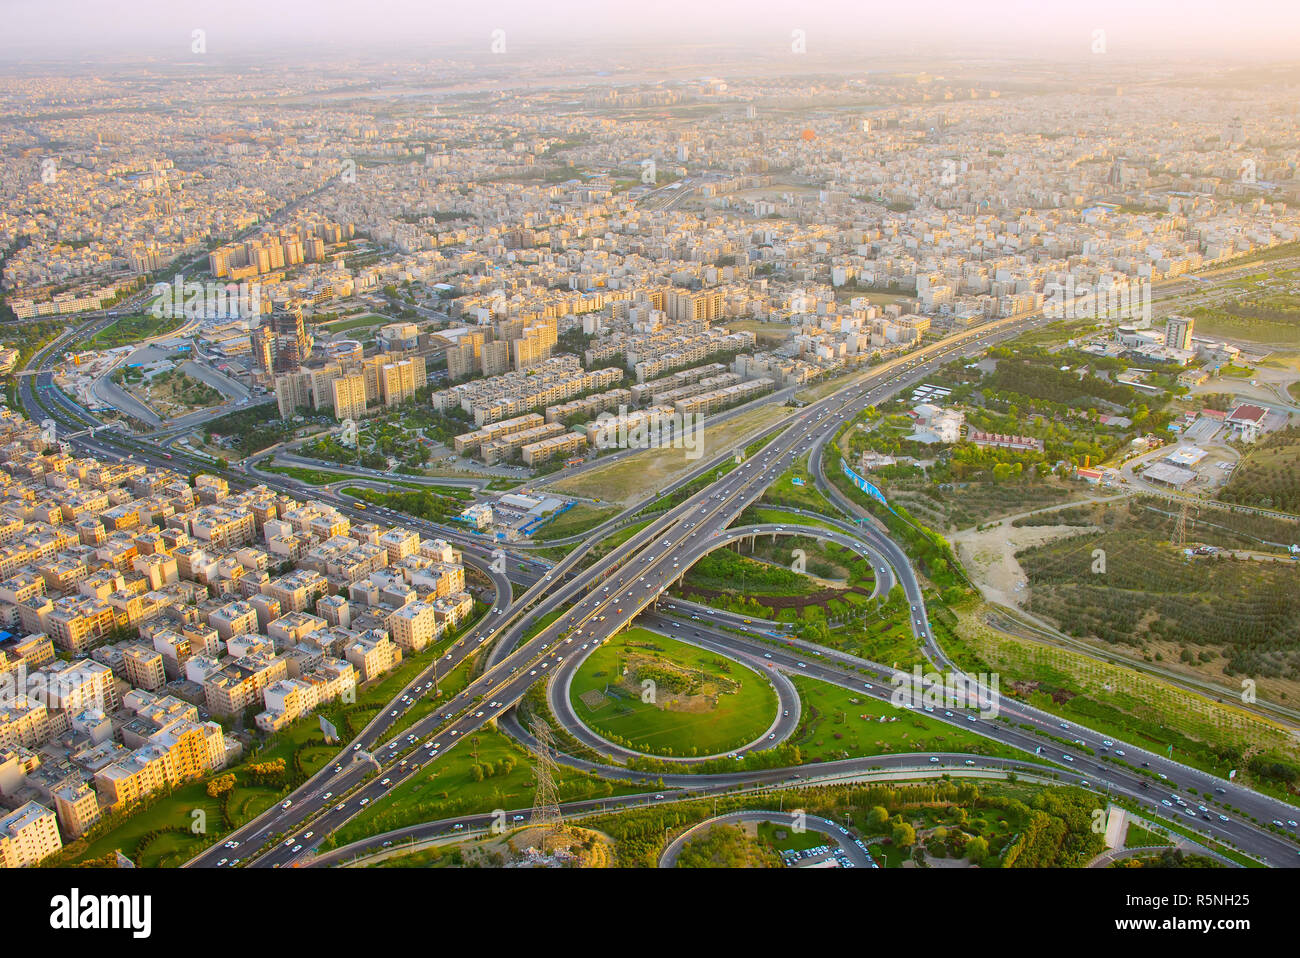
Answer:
182 303 1300 869
18 265 1300 870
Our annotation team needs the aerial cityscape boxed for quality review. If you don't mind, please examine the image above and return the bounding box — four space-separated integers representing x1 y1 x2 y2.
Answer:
1 0 1298 914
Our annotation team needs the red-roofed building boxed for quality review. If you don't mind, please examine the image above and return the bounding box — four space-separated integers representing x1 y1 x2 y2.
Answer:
1226 404 1267 442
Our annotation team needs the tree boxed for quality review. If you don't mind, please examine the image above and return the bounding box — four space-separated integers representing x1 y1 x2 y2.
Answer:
892 822 916 848
966 835 989 863
867 806 890 830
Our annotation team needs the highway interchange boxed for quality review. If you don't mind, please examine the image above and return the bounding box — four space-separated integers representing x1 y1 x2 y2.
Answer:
16 265 1300 870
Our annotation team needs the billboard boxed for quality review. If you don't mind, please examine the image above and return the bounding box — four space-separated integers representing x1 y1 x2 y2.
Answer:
319 714 339 743
841 458 892 511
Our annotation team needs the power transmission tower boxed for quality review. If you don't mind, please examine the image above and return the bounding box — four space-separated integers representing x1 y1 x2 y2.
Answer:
528 717 563 854
1171 499 1192 550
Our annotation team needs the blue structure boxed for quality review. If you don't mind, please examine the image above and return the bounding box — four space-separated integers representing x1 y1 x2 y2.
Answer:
841 458 893 512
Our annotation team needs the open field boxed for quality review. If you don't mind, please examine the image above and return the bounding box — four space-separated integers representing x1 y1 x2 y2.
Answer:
758 457 838 514
1011 498 1300 689
530 503 619 541
129 367 222 417
1218 425 1300 514
791 676 1022 764
1189 290 1300 347
549 403 792 504
569 627 778 757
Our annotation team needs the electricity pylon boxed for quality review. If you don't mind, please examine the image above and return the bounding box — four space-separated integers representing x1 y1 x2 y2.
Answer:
528 717 563 854
1171 499 1193 550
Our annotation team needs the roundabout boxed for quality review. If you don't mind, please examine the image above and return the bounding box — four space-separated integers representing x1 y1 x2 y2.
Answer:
554 626 800 763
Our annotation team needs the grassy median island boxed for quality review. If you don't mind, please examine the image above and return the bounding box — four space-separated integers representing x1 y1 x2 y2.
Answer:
569 627 778 758
790 676 1023 763
675 535 877 622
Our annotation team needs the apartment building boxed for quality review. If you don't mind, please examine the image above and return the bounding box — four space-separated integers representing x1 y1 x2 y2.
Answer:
521 431 587 466
53 782 102 839
0 696 51 750
0 801 62 868
94 718 226 810
202 651 289 717
388 601 440 652
254 658 356 734
121 643 167 692
344 631 401 682
331 372 368 422
453 412 546 457
378 355 427 407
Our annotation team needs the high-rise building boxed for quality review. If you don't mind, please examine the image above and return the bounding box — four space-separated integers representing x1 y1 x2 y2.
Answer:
332 373 368 422
379 356 426 407
271 301 312 373
481 340 511 377
1165 316 1194 351
249 324 274 376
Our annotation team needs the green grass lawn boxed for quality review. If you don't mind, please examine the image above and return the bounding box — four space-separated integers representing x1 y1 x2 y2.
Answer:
790 676 1022 763
569 627 778 757
89 312 185 348
319 313 392 334
1124 822 1172 848
816 609 925 670
530 503 619 541
266 463 361 485
756 819 826 853
759 458 838 514
739 507 842 535
1217 363 1257 378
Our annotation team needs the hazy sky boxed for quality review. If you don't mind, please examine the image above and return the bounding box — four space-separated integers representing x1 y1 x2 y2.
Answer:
2 0 1299 62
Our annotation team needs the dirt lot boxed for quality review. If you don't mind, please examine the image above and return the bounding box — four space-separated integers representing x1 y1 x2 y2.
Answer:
950 522 1099 608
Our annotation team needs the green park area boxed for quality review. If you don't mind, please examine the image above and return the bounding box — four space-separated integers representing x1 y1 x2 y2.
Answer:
576 779 1102 868
318 312 392 334
674 823 781 867
569 627 778 757
755 819 826 853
